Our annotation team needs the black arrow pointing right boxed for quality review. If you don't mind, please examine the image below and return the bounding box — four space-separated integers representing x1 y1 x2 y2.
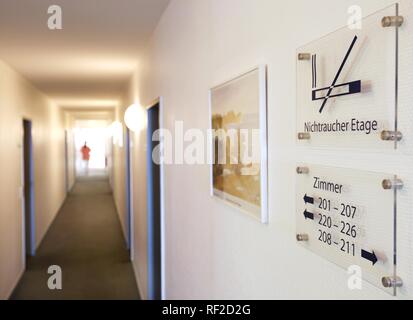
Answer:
303 210 314 220
303 194 314 205
361 250 378 266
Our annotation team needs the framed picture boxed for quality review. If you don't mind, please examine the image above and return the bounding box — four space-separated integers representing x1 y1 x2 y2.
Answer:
209 66 268 223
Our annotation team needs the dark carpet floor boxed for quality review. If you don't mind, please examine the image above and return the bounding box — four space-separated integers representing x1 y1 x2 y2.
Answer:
11 176 140 300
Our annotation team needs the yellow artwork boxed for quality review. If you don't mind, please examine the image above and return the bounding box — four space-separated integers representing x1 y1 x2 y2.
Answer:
210 67 267 221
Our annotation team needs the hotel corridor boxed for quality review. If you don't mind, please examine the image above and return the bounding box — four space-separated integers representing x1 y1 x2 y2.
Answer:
11 177 139 300
2 0 413 305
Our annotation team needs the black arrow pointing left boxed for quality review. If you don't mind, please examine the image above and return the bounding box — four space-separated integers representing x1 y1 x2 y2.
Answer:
303 194 314 205
303 210 314 220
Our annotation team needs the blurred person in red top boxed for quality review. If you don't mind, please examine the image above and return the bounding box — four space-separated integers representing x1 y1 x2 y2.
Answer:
81 142 91 175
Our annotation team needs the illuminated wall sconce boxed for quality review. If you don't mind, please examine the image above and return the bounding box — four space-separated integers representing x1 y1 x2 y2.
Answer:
124 103 146 133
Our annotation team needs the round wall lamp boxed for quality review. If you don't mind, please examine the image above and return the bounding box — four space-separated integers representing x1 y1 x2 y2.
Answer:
124 103 145 132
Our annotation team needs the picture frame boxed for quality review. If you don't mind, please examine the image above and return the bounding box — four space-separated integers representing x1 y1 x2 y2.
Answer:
209 65 268 223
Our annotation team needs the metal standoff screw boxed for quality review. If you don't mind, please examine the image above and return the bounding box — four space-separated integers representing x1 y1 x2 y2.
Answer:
297 53 311 61
382 276 403 288
298 132 311 140
382 16 404 28
382 179 404 190
296 167 309 175
381 130 403 142
296 234 309 242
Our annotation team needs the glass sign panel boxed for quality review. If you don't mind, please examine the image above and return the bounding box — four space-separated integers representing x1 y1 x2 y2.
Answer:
296 165 399 295
296 4 399 150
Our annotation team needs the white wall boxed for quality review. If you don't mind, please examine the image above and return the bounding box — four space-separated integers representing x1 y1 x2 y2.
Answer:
64 113 76 191
66 128 76 192
112 83 150 301
117 0 413 299
112 103 129 243
0 60 66 300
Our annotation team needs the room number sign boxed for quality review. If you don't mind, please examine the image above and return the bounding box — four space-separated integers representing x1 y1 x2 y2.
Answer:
296 165 403 295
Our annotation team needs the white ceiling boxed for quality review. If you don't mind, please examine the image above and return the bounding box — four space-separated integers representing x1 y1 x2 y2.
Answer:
0 0 170 108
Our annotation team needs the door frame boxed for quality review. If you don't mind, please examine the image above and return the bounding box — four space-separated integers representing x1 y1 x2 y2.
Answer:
64 129 69 193
146 97 165 300
125 127 133 252
21 118 36 261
